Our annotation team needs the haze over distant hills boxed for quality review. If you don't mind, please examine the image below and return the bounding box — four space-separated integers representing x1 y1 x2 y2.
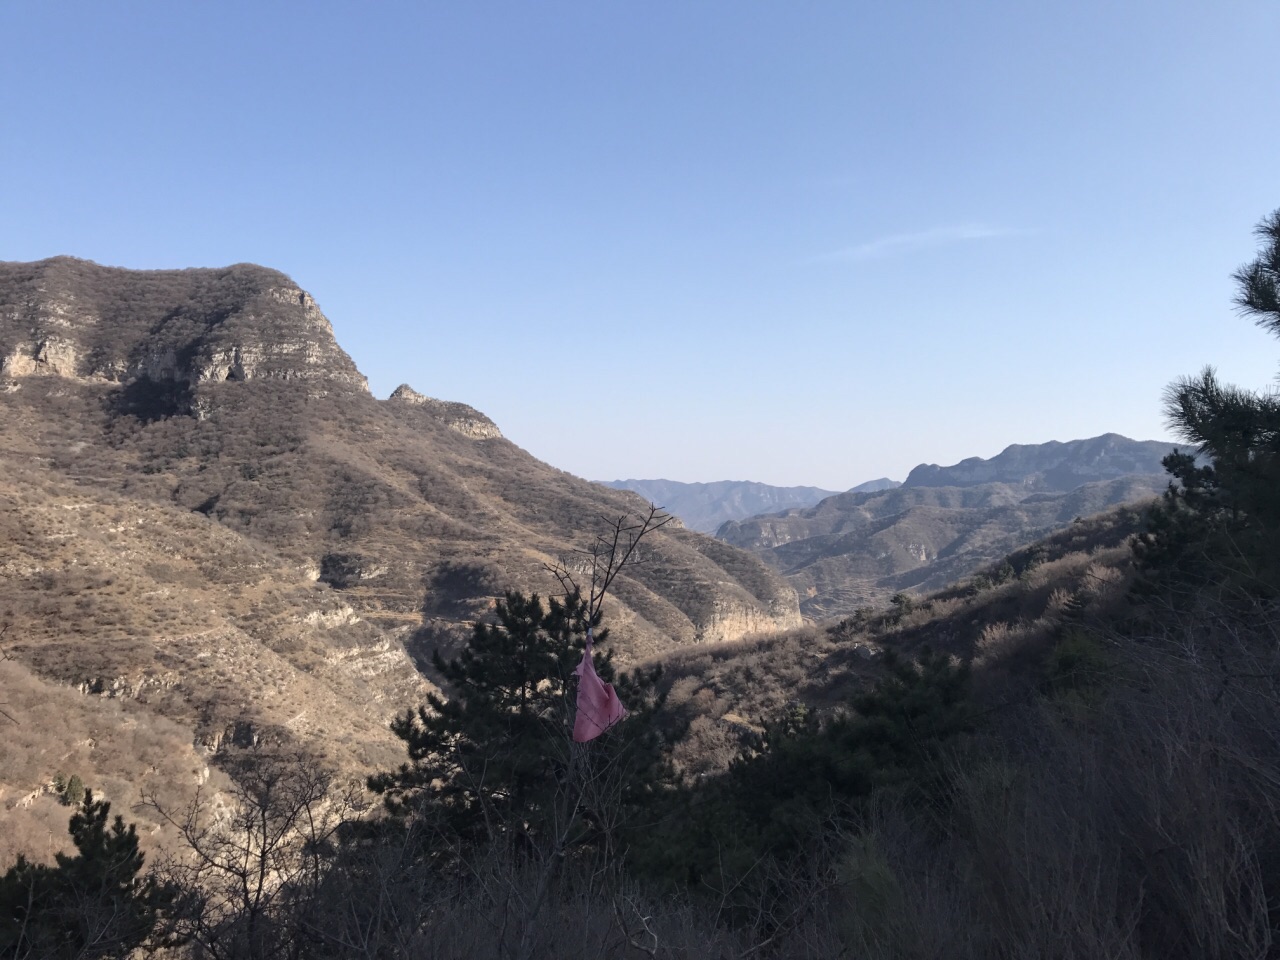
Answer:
601 477 899 533
719 434 1180 618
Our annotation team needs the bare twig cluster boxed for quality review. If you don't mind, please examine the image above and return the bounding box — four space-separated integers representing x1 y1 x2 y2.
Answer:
145 747 366 960
546 505 673 626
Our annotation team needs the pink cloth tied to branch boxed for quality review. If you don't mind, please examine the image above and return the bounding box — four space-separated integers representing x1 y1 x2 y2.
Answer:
573 631 626 742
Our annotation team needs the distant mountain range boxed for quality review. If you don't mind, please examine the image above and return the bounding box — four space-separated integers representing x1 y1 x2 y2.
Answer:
600 477 899 533
718 434 1182 618
902 434 1175 490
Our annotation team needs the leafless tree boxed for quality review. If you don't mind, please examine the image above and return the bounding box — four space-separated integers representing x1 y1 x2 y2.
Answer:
546 504 674 625
145 747 364 960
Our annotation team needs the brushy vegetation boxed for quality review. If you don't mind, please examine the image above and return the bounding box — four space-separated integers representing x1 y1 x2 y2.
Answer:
0 790 175 958
1 255 801 670
6 210 1280 958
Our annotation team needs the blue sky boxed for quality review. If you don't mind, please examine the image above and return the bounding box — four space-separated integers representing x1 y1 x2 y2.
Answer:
3 2 1278 487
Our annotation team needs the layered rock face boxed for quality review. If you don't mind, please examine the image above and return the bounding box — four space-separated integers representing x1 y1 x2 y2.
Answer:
0 257 369 392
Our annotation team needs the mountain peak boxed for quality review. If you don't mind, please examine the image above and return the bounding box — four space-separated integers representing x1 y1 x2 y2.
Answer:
387 383 503 439
0 257 368 392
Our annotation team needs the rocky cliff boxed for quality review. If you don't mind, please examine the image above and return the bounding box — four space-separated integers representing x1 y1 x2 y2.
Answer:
0 257 369 392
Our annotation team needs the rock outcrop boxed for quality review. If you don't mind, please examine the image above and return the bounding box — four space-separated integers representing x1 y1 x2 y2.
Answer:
0 256 369 392
388 384 502 439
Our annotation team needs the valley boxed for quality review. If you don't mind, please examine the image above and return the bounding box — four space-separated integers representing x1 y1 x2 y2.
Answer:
618 434 1177 618
0 258 1182 864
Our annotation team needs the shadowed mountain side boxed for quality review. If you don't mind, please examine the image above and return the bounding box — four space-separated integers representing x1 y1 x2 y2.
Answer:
599 479 846 533
719 475 1166 618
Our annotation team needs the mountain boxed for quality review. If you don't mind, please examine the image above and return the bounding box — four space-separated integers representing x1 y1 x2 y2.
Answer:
718 435 1179 619
848 477 900 495
599 479 844 533
0 257 801 855
902 434 1174 490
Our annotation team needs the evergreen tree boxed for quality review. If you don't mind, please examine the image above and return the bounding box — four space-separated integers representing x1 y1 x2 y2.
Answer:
1136 209 1280 594
369 589 669 856
0 789 172 959
728 648 970 853
634 649 971 891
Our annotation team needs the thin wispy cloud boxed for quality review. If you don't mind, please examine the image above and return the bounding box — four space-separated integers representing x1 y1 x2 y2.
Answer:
821 224 1033 262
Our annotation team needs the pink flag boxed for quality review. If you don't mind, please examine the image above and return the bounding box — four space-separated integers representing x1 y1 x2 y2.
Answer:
573 632 626 742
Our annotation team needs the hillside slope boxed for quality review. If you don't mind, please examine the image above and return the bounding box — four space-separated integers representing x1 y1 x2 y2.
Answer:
0 256 801 855
658 505 1147 775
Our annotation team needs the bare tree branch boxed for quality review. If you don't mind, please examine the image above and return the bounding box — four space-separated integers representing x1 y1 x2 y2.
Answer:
545 504 673 630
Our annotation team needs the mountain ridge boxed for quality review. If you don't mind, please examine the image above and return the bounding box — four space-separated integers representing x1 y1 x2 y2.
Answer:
719 434 1178 618
601 477 901 534
902 433 1177 490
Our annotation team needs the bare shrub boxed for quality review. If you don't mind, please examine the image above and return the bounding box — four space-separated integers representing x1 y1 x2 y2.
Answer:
147 747 365 960
305 829 847 960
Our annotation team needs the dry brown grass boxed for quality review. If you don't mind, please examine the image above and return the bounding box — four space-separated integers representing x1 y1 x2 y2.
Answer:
0 654 218 866
0 461 430 861
831 592 1280 960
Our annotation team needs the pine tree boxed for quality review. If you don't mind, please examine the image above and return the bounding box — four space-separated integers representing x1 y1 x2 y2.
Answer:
0 789 173 958
1136 209 1280 594
369 589 669 856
